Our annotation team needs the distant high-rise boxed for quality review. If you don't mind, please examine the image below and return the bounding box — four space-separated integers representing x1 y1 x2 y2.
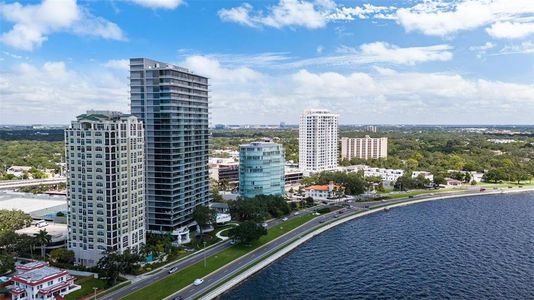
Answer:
299 109 339 175
365 125 378 133
239 142 285 198
65 111 145 266
129 58 210 244
341 136 388 160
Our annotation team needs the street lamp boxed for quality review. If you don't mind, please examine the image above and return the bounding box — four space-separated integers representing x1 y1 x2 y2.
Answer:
93 287 98 300
203 241 207 268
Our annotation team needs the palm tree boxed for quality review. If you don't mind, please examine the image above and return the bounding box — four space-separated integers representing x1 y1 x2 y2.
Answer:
34 229 51 258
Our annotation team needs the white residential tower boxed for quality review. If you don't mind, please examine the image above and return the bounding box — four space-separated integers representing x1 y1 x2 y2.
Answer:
299 109 339 175
65 111 146 266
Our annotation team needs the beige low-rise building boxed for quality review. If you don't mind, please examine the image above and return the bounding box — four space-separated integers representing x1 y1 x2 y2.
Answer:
340 136 388 160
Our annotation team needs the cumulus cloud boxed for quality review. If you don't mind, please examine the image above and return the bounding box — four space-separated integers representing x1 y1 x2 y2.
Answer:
396 0 534 39
130 0 183 10
0 0 125 51
175 56 534 124
218 0 333 29
104 59 130 71
0 61 128 124
486 22 534 39
497 41 534 55
2 57 534 125
282 42 453 68
182 55 262 83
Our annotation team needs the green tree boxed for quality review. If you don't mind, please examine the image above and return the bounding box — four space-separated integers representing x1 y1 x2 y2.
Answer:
192 205 216 240
0 209 32 236
97 250 142 286
49 248 75 264
229 221 267 245
0 254 14 274
34 229 51 258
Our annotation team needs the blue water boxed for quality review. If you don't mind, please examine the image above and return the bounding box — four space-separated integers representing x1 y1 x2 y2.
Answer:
222 193 534 300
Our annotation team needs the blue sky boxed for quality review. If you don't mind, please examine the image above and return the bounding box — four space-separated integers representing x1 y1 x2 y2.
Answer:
1 0 533 125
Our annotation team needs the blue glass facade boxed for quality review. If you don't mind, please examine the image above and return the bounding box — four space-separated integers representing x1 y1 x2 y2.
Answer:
129 58 210 234
239 142 285 198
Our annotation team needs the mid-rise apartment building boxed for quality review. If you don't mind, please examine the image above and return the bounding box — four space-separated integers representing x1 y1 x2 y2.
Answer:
130 58 210 244
340 136 388 160
239 142 285 198
65 111 145 266
299 109 339 175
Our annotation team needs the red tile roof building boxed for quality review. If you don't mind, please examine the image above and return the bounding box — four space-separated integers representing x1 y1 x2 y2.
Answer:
9 261 80 300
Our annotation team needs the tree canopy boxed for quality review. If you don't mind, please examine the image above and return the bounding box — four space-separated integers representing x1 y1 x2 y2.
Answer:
229 195 290 222
229 221 267 245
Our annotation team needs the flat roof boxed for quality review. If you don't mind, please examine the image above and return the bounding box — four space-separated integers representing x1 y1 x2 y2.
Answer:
16 223 67 240
13 266 66 284
0 191 66 214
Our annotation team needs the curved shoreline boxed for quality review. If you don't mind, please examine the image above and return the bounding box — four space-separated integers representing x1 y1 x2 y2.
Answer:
199 187 534 300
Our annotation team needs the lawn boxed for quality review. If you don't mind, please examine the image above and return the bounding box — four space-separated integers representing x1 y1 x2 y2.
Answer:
65 277 107 300
379 188 465 200
479 180 534 188
122 214 315 300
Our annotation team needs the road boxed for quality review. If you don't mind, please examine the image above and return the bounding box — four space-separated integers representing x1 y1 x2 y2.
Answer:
0 178 66 190
99 206 321 300
170 187 507 300
106 187 510 300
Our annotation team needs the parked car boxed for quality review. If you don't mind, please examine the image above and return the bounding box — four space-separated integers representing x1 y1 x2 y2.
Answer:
282 217 288 221
262 222 268 228
294 211 300 215
193 278 204 286
229 239 236 245
168 267 178 274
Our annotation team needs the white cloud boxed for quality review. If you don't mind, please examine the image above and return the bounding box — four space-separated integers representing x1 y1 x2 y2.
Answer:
195 52 292 68
182 55 262 83
175 56 534 125
328 3 397 21
468 42 495 58
218 1 399 29
396 0 534 39
218 0 334 29
486 22 534 39
469 42 495 52
498 41 534 55
2 57 534 125
0 0 125 51
130 0 183 10
283 42 453 68
104 59 130 70
0 61 128 124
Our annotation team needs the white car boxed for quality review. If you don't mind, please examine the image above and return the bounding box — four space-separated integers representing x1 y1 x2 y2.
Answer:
294 212 300 215
262 223 268 228
193 278 204 286
282 217 288 221
168 267 178 274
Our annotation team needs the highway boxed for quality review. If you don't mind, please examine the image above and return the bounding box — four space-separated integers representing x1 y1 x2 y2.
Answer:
0 178 66 190
99 206 322 300
168 187 508 300
104 187 514 300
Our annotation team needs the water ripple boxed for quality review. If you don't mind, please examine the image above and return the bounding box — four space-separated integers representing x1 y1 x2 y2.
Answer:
222 193 534 300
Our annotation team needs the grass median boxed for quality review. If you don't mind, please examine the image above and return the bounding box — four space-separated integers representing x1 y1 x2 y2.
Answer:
122 214 315 300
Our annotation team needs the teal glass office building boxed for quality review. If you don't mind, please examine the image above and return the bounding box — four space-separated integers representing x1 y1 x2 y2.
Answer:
239 142 285 198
